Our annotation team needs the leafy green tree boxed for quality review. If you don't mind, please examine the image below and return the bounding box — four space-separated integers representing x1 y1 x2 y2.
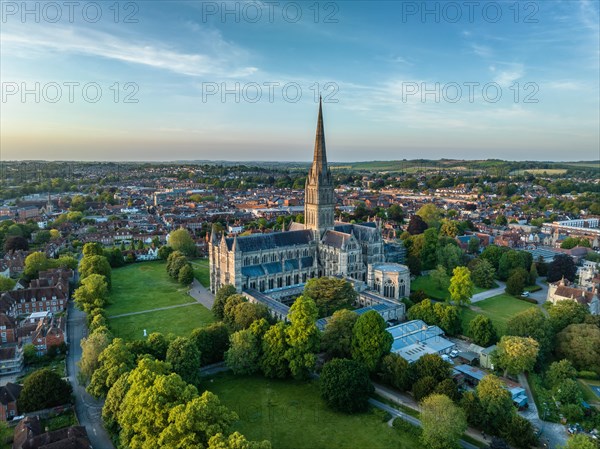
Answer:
498 250 532 281
411 353 452 383
78 327 112 383
548 300 589 333
320 359 374 413
495 336 539 376
412 376 438 402
545 359 577 389
379 353 411 391
476 374 514 432
481 245 507 273
560 434 597 449
417 204 442 228
556 324 600 374
260 322 290 379
82 242 104 257
506 307 554 360
225 329 262 375
105 248 125 268
468 315 498 347
166 251 188 279
23 344 37 365
553 378 582 405
495 215 508 226
167 337 202 385
88 338 135 398
285 295 320 379
73 273 109 313
439 220 460 238
470 258 496 289
407 214 428 235
178 263 194 285
433 302 462 336
321 309 358 359
158 245 174 260
528 262 538 286
434 378 461 403
230 301 271 332
468 236 480 254
430 265 450 290
190 323 230 365
223 294 247 329
506 267 528 296
79 254 112 288
420 394 467 449
168 228 196 256
24 251 51 278
351 310 393 373
436 244 463 274
503 414 537 449
448 266 473 306
0 275 16 292
18 368 73 412
303 277 357 317
213 284 237 320
208 432 271 449
103 372 131 433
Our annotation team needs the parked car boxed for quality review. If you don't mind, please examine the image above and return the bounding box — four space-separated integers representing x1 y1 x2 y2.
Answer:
521 291 530 297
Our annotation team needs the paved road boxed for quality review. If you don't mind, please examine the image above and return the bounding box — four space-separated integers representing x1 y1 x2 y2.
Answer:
471 281 507 303
66 302 115 449
188 279 215 309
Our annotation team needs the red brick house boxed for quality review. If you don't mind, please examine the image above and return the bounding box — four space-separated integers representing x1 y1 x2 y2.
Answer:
0 382 22 421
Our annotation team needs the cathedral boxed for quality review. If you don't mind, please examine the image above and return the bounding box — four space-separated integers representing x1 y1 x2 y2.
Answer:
209 99 409 302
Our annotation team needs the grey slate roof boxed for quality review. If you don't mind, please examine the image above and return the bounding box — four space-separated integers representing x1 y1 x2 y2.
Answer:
321 230 350 248
226 230 314 252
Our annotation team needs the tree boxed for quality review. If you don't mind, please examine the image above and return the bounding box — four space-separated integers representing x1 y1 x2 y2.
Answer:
448 266 473 306
547 254 577 283
407 214 428 235
168 228 196 256
548 300 589 332
528 262 538 286
553 378 582 405
190 322 230 365
420 394 467 449
24 251 51 278
223 294 246 329
506 307 554 360
105 248 125 268
495 336 539 376
102 372 131 433
556 324 600 374
470 258 496 289
73 273 109 313
23 344 37 365
545 359 577 389
230 301 271 331
406 254 422 276
82 242 104 257
440 220 460 238
436 244 463 275
0 275 16 292
321 309 358 359
158 245 174 260
417 204 442 227
260 322 290 379
433 302 462 336
481 245 507 272
320 359 374 413
4 235 28 252
208 432 272 449
560 434 597 449
18 368 73 412
178 263 194 285
79 254 112 288
88 338 135 398
411 353 452 383
167 337 202 385
476 374 514 432
388 204 404 222
468 315 498 347
495 215 508 226
434 378 461 403
213 284 237 320
506 267 528 296
379 353 411 391
498 250 532 281
303 277 357 317
430 265 450 290
467 236 480 254
78 328 112 383
503 414 537 449
166 251 188 279
225 329 261 375
351 310 393 373
412 376 438 402
285 295 320 379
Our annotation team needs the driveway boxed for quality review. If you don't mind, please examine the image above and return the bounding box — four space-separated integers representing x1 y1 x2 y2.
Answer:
66 302 115 449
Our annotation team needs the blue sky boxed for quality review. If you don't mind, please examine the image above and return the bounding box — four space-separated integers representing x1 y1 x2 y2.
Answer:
1 0 599 161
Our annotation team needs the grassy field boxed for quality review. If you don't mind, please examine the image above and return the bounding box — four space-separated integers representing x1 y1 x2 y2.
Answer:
510 169 568 175
107 261 214 341
106 261 195 317
461 293 535 335
207 373 421 449
411 274 490 301
191 258 210 287
110 304 214 341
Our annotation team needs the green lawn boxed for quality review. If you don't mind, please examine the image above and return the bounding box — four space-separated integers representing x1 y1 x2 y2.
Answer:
411 274 491 301
109 304 214 341
206 373 421 449
106 261 195 317
461 293 536 335
191 258 210 287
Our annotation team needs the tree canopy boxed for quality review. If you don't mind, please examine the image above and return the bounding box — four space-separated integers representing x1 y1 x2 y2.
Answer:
303 277 357 317
320 358 374 413
18 368 73 412
351 310 393 373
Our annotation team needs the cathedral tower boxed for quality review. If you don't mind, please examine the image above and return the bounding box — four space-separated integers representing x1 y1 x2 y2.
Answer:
304 97 335 235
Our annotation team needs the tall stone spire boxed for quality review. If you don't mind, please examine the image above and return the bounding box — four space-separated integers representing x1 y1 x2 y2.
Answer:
304 97 335 235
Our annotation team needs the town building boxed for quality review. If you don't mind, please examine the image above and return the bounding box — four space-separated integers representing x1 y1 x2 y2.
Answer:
547 278 599 315
0 382 21 421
